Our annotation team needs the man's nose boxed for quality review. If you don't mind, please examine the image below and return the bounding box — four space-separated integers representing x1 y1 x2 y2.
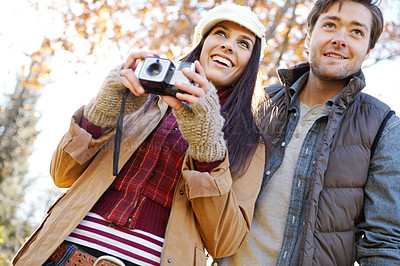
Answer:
331 31 347 48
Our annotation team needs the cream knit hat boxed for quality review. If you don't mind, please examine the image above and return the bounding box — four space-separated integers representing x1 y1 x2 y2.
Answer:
193 4 266 59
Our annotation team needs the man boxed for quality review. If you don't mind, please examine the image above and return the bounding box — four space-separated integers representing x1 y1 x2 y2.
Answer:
216 0 400 265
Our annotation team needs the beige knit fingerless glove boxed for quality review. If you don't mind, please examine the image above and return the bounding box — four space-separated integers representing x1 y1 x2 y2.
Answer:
173 84 226 162
84 64 147 128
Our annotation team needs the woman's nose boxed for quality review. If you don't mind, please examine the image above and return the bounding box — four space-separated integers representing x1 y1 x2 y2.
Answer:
220 42 234 53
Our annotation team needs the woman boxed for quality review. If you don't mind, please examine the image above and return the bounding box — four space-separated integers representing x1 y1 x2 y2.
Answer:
13 4 266 266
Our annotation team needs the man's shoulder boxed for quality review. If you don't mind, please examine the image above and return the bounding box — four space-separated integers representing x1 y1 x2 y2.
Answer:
358 92 391 111
384 112 400 132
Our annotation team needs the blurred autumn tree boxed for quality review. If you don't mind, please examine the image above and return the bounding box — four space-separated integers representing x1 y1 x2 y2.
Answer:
44 0 400 84
1 0 399 263
0 39 53 264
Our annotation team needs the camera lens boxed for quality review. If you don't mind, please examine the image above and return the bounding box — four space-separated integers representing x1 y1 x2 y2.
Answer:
147 61 163 76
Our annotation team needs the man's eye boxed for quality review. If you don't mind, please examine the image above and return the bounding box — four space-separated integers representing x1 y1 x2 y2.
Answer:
324 23 335 29
353 29 364 36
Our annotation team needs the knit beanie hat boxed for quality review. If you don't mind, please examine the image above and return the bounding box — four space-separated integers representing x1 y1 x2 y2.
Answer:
193 4 266 59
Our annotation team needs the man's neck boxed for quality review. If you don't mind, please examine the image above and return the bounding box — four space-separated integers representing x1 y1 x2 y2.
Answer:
300 72 347 107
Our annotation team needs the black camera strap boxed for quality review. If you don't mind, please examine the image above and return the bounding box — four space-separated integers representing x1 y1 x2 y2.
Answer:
113 88 129 176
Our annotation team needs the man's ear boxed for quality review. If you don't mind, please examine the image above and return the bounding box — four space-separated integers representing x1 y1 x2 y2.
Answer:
304 34 311 57
364 47 371 60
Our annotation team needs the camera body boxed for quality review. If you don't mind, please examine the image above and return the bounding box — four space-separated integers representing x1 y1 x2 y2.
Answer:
134 56 195 96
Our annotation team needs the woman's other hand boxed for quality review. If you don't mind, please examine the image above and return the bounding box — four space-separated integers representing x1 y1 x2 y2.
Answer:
162 60 210 110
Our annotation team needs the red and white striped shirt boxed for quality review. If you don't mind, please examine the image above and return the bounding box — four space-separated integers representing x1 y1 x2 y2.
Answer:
66 212 163 266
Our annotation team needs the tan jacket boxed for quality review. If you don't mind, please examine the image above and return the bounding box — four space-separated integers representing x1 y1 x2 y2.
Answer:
13 97 265 265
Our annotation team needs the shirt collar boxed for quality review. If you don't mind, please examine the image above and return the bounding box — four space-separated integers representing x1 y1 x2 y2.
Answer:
288 72 308 107
288 71 343 110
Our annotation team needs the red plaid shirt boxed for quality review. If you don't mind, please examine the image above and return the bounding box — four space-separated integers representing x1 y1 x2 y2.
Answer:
89 109 188 236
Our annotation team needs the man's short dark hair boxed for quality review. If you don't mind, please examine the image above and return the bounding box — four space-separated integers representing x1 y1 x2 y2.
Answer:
306 0 384 49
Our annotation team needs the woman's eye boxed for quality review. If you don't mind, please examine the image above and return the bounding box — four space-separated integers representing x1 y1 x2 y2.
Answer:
239 41 250 49
215 30 226 38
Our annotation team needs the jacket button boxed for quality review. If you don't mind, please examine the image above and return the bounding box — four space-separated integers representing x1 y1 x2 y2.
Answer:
167 258 172 263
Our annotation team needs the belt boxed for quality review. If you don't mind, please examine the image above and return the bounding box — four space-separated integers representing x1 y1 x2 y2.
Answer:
48 242 125 266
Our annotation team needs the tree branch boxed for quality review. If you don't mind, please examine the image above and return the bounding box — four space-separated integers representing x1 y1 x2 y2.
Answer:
265 0 295 40
363 53 400 68
275 1 298 68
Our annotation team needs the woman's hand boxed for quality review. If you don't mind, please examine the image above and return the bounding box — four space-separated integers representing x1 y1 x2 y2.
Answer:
171 80 226 162
120 51 158 96
162 60 210 110
164 60 226 162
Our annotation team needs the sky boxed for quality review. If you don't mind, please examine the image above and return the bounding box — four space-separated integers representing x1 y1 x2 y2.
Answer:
1 1 399 223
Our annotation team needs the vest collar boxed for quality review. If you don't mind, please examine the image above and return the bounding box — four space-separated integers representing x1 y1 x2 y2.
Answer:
277 63 367 108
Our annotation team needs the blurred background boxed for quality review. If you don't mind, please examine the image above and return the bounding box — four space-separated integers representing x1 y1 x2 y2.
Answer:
0 0 399 264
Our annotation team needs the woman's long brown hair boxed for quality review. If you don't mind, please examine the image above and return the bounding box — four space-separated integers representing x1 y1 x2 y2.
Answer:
181 32 263 176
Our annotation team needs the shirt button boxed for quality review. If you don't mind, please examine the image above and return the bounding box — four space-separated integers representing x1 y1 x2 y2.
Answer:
281 142 286 147
127 218 132 223
295 133 300 138
293 113 297 117
167 259 172 263
174 127 179 131
266 170 271 175
179 190 184 195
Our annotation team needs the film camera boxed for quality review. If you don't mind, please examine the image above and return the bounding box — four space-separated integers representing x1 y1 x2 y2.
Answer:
134 56 195 96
